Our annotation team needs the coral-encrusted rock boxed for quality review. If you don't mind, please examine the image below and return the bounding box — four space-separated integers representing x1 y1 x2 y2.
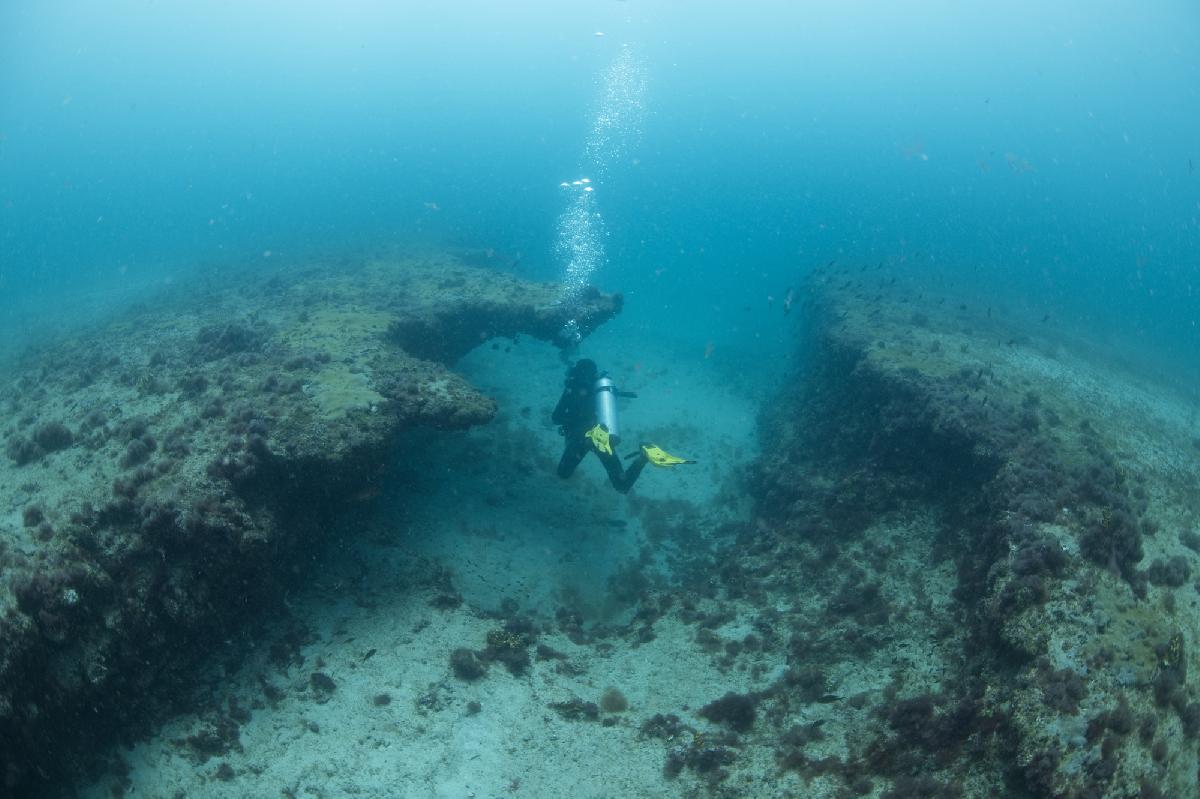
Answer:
751 269 1200 798
0 250 620 796
385 265 621 363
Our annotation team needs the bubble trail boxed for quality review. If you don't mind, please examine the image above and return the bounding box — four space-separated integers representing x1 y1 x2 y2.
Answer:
555 44 646 345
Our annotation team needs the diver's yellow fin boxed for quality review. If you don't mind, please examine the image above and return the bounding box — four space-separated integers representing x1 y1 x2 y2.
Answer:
641 444 694 467
586 424 613 455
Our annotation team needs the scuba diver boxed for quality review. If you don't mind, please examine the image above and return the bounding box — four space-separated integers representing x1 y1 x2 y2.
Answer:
552 358 692 493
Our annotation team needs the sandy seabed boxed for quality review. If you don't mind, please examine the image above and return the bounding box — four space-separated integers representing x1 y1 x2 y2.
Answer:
79 311 778 799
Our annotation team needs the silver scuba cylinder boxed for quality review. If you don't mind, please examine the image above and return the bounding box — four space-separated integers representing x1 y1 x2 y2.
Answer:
594 376 620 441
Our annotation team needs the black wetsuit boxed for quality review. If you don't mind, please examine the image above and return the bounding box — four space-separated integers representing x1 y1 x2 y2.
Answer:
552 364 647 494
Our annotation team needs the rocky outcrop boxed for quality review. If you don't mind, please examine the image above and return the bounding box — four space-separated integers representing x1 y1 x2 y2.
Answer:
747 268 1200 797
0 251 619 796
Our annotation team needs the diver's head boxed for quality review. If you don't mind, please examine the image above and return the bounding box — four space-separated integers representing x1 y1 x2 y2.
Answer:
566 358 598 389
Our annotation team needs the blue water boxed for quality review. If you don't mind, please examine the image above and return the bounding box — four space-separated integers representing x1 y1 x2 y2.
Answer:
2 1 1198 381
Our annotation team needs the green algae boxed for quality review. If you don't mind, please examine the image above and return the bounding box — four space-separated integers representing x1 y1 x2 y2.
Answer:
307 368 385 420
279 308 392 356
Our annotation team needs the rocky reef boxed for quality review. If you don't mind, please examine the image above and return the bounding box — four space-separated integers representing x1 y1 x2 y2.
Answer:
0 250 619 796
739 268 1200 797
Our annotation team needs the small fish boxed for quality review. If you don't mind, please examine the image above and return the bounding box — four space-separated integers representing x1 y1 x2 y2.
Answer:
605 519 628 529
783 287 795 314
704 341 716 359
1041 314 1050 323
349 485 381 503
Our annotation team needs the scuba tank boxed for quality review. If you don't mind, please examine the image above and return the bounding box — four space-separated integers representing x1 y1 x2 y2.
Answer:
594 375 620 442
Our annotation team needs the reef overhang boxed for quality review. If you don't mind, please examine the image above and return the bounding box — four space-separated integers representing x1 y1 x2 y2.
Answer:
0 251 619 795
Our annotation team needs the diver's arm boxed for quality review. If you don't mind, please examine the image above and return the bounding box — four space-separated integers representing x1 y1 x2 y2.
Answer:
551 390 571 425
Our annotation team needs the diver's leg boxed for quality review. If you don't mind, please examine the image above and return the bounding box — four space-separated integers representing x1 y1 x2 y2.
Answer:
557 438 588 478
598 448 647 494
620 451 649 491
